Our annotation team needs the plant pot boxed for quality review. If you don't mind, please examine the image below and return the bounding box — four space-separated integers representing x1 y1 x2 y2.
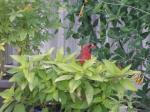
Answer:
0 80 12 89
34 107 42 112
34 104 61 112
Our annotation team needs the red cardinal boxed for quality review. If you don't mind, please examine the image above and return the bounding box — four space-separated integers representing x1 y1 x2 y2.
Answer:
78 43 96 65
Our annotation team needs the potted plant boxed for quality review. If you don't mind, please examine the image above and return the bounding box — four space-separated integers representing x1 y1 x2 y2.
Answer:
0 48 140 112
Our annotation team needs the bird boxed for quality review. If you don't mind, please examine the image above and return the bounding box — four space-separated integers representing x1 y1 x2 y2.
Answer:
77 43 96 65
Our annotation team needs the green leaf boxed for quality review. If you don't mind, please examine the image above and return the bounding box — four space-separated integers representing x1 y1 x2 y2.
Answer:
87 74 104 82
121 79 137 91
9 15 16 22
42 108 49 112
53 90 58 101
83 57 96 69
84 81 94 105
19 30 27 41
55 48 64 61
0 102 12 112
13 104 26 112
32 48 54 62
103 60 121 76
0 87 14 100
57 63 76 73
69 79 81 93
10 55 27 65
3 102 15 112
121 65 131 75
93 105 102 112
71 101 88 109
69 63 82 72
55 75 73 82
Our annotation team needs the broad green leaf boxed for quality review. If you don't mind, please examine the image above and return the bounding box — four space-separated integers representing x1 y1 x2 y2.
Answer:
10 55 27 65
59 91 67 105
3 102 15 112
0 87 14 99
69 79 81 93
55 75 73 82
28 77 38 91
121 65 131 75
126 70 141 76
93 97 102 103
53 90 59 101
69 63 82 72
121 79 137 91
0 43 5 51
84 81 94 105
96 65 104 73
42 108 49 112
74 74 82 80
0 102 13 112
71 101 88 109
32 48 54 62
55 48 64 61
13 104 25 112
87 74 104 82
57 63 76 73
103 60 121 76
19 30 27 41
93 105 102 112
85 70 93 76
9 15 16 22
83 57 96 69
64 52 76 61
23 71 35 83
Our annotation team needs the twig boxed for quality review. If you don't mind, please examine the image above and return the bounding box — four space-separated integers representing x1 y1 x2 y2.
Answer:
100 1 150 15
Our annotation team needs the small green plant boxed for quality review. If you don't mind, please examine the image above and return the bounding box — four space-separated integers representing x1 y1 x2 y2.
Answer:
0 49 140 112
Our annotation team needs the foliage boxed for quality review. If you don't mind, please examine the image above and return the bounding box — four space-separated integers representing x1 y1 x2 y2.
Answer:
0 0 60 54
65 0 150 111
0 43 5 51
0 49 140 112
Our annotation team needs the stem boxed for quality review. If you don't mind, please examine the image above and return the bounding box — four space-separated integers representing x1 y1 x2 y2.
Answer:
0 51 5 78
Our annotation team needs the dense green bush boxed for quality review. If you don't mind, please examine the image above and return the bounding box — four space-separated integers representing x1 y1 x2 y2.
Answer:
65 0 150 110
0 49 140 112
0 0 60 54
0 0 60 77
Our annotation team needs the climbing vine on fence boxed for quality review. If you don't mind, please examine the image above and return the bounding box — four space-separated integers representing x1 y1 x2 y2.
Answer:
65 0 150 111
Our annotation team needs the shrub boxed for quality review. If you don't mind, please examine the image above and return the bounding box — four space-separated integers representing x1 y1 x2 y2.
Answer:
0 49 140 112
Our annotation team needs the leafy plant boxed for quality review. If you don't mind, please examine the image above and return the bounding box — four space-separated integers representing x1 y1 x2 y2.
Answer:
0 0 60 54
0 48 140 112
65 0 150 111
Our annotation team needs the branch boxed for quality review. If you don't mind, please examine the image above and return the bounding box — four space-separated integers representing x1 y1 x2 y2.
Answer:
100 1 150 15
